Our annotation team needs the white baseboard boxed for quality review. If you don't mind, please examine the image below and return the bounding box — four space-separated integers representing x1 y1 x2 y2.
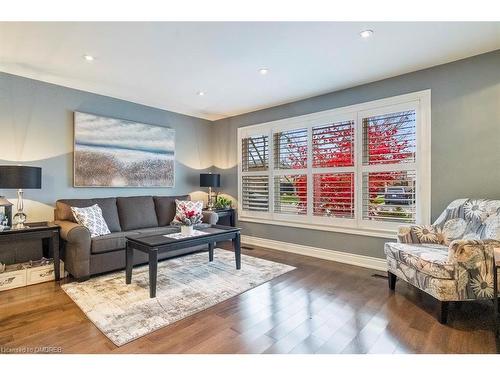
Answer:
241 235 387 272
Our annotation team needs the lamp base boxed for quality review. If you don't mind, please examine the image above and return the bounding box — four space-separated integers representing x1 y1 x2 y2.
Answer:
206 186 214 211
13 211 27 229
14 189 27 229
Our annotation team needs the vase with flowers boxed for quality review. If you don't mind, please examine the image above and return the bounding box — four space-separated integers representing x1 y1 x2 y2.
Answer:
176 207 203 236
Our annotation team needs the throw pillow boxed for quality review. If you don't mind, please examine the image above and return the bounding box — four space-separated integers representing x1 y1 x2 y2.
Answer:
171 200 204 225
71 204 111 238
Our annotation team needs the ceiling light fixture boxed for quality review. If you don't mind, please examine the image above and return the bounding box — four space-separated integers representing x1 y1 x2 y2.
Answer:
197 91 205 96
83 54 95 61
359 30 374 39
259 68 269 75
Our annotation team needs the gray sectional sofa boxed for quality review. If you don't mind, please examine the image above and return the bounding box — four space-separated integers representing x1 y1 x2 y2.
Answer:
54 195 218 280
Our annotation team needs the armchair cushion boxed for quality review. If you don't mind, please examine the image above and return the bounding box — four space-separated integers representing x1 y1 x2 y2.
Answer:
385 242 455 280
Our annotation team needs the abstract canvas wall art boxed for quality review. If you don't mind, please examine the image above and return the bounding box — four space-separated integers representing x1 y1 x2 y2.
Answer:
74 112 175 187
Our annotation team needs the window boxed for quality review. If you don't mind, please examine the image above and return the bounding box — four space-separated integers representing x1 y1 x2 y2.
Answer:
238 90 431 237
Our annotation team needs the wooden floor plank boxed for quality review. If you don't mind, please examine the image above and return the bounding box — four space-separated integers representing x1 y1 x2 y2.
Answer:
0 242 497 353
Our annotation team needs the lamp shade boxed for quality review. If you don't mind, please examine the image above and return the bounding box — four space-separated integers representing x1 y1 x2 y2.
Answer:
0 166 42 189
200 173 220 188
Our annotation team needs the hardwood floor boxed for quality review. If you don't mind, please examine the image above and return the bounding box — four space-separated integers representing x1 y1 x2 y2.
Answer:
0 243 497 354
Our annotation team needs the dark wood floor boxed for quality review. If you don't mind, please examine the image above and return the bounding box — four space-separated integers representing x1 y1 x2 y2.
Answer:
0 243 497 354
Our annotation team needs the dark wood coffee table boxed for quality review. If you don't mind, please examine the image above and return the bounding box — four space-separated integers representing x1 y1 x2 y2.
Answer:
125 224 241 298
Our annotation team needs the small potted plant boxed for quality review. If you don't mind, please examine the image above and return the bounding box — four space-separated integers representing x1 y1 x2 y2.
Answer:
176 207 203 236
214 196 232 210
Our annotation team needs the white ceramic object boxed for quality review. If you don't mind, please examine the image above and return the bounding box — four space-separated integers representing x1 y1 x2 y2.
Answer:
180 225 194 236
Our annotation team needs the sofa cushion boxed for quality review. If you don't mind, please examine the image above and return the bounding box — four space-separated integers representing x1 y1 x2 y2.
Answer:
154 195 189 226
384 242 455 280
117 196 158 231
55 198 121 232
92 198 122 232
91 231 139 254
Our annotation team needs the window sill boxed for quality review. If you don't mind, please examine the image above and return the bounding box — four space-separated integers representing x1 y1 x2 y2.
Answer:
238 216 398 239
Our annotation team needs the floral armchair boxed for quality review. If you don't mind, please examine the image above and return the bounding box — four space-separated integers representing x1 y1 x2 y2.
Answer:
384 198 500 323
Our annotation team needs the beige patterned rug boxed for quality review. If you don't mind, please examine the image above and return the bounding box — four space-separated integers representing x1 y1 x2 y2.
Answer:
62 249 295 346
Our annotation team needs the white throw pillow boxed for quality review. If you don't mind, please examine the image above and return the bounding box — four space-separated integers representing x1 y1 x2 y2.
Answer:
171 200 204 225
71 204 111 238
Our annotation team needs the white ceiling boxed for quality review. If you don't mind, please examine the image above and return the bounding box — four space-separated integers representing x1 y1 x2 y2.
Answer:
0 22 499 121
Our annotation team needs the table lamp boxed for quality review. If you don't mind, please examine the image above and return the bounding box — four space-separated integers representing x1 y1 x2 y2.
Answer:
0 165 42 229
200 173 220 211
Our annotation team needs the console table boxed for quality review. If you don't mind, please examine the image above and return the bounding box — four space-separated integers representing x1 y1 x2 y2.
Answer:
212 208 236 227
0 222 61 281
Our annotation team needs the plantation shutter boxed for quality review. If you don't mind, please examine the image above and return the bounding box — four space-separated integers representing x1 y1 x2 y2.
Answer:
361 110 417 224
273 128 308 169
312 120 355 168
242 176 269 212
313 172 354 218
242 135 268 171
362 110 416 165
241 134 269 213
274 175 307 215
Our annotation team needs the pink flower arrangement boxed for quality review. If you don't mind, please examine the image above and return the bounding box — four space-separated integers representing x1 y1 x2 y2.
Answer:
175 206 203 226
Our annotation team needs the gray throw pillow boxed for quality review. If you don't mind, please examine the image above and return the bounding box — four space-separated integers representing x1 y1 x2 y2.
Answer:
71 204 111 238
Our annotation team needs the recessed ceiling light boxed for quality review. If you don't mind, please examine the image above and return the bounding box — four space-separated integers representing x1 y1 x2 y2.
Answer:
197 91 205 96
359 30 374 39
259 68 269 75
83 54 95 61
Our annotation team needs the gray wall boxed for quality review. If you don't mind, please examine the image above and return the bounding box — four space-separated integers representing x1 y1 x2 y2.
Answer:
1 50 499 261
212 50 500 259
0 72 213 222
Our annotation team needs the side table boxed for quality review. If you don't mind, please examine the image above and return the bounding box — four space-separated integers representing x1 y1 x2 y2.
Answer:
0 222 61 281
211 208 236 227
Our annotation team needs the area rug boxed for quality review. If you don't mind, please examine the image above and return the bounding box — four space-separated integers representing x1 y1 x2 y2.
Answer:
62 249 295 346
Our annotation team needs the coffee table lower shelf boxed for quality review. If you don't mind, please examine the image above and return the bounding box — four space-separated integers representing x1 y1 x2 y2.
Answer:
125 225 241 298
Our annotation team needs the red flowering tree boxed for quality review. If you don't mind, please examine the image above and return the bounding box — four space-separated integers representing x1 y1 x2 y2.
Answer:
280 112 414 216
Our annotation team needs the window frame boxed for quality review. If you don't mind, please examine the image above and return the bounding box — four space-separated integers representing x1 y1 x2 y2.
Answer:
237 90 431 238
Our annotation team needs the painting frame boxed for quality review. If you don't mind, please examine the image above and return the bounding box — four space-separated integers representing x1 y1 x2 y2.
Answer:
73 111 175 188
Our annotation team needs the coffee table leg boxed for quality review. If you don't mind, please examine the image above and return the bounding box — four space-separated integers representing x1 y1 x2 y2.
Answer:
234 232 241 270
126 242 133 284
208 242 214 262
149 251 158 298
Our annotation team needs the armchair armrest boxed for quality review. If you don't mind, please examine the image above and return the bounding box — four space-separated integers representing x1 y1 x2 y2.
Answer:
397 224 444 244
55 220 91 280
447 239 500 267
202 210 219 225
447 239 500 300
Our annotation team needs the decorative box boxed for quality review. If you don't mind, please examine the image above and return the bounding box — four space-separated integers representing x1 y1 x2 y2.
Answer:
0 264 27 291
26 261 65 285
0 260 65 291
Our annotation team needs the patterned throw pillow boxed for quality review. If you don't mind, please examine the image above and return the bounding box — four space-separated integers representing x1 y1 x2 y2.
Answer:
171 200 204 225
71 204 111 238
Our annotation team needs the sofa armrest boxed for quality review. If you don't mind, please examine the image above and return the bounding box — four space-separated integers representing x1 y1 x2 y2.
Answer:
56 220 90 242
202 210 219 225
397 224 444 244
55 220 92 279
447 239 500 267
